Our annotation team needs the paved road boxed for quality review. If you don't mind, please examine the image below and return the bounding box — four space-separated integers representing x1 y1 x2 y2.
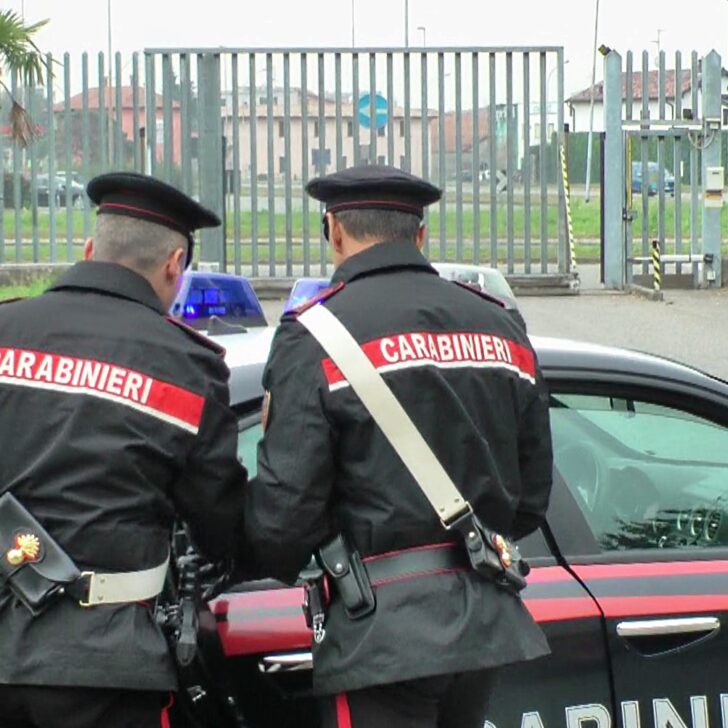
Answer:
261 265 728 381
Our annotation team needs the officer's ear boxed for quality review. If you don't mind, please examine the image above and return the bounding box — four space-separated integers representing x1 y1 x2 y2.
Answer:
415 223 427 251
166 247 186 281
83 238 94 260
328 213 344 255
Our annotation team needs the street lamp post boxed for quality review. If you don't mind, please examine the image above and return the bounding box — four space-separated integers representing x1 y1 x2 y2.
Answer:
405 0 409 47
107 0 113 166
585 0 600 202
417 26 426 47
351 0 355 47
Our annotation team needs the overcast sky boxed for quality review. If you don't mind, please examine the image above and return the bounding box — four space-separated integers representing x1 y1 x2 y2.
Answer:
9 0 728 96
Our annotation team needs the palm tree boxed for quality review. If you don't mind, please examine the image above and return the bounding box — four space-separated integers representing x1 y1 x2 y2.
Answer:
0 9 48 146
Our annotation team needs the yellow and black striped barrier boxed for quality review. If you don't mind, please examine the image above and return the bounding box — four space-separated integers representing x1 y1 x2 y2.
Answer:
652 240 661 293
559 143 577 273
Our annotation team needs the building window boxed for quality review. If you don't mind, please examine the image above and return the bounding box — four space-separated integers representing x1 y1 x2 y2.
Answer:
378 126 385 137
341 155 347 168
314 120 320 138
278 120 285 137
400 120 405 137
312 148 331 167
279 156 287 174
377 155 386 165
347 120 353 137
723 108 728 127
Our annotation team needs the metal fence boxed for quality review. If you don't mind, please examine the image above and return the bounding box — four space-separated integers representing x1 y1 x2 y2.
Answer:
0 46 568 279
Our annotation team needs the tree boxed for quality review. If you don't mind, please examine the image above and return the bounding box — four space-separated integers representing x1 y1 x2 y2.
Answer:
0 9 48 146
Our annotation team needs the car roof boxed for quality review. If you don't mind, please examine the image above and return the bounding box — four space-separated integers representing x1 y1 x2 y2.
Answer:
533 336 728 393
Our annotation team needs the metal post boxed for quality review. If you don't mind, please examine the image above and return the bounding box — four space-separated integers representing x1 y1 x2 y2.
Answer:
701 50 722 287
603 50 624 289
652 240 661 293
198 53 224 267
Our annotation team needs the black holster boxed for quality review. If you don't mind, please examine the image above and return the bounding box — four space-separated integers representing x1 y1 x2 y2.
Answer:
0 492 81 616
317 534 375 620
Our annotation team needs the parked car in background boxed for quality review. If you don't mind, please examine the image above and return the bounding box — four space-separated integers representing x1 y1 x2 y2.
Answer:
36 173 86 207
284 264 518 315
631 161 675 196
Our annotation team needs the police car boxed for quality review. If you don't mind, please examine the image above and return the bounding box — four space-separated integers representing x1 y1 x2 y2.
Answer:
183 328 728 728
283 263 518 314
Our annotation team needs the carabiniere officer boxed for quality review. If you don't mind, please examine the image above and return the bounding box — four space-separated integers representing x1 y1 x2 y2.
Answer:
0 172 247 728
245 165 554 728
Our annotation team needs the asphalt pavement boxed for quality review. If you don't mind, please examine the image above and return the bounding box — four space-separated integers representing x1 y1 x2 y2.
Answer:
260 264 728 381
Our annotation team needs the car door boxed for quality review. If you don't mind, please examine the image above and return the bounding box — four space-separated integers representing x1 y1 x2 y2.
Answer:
548 378 728 728
483 488 614 728
236 409 616 728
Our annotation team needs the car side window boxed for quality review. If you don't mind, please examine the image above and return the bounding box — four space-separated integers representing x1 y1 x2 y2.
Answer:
550 393 728 552
238 421 263 477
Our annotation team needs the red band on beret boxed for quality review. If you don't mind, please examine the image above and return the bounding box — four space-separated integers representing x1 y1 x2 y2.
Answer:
98 202 189 235
326 199 423 216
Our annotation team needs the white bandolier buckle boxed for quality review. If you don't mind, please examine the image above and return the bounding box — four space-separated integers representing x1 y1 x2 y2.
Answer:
77 556 169 608
440 502 474 531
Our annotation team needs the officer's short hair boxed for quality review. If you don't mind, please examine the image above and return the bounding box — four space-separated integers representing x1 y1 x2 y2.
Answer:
335 209 421 244
93 214 188 274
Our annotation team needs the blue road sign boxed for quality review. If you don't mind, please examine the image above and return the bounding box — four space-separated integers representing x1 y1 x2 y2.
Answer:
358 93 388 130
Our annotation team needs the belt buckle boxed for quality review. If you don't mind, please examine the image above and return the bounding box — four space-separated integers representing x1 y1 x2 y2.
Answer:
77 571 95 608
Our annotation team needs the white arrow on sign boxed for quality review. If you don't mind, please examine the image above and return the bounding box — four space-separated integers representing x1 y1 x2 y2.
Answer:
496 170 508 193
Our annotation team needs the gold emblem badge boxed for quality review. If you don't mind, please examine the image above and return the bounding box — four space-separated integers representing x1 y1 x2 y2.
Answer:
6 533 41 566
492 534 512 568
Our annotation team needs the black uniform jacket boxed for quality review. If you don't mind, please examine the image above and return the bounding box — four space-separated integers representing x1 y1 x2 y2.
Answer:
0 261 246 691
246 242 553 696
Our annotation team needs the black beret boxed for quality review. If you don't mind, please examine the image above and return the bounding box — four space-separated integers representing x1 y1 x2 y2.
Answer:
306 165 441 219
86 172 220 269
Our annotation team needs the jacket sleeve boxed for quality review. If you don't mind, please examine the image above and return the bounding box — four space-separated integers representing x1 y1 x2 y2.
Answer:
512 361 554 541
173 363 248 561
243 320 336 583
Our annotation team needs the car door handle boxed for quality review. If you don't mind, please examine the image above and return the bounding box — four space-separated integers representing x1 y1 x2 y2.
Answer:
616 617 720 638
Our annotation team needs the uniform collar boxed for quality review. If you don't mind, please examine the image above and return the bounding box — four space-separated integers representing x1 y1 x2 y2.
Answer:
47 261 167 314
330 241 437 285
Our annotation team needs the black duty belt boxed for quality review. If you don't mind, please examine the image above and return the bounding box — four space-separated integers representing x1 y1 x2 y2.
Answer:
362 543 467 587
305 537 470 643
0 492 168 616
